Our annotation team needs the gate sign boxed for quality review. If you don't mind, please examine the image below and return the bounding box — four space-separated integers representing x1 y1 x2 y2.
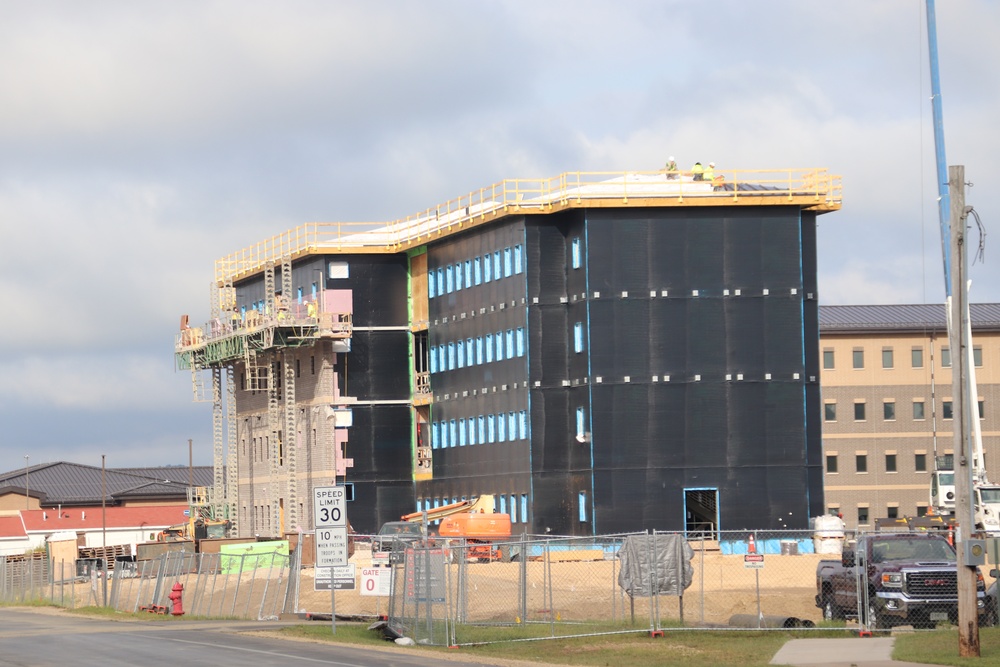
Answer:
315 525 349 568
360 566 392 597
314 486 347 528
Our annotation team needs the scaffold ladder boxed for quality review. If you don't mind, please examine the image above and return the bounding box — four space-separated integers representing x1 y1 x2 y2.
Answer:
283 350 298 532
225 367 239 536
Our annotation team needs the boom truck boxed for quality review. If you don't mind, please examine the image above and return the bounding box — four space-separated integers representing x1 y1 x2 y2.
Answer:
379 495 512 561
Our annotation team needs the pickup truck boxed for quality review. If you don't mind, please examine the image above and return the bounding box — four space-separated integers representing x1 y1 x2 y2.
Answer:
815 532 994 629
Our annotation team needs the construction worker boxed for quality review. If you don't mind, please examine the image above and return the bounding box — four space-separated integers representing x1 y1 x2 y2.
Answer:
703 162 715 182
691 162 704 181
665 156 679 180
307 300 317 320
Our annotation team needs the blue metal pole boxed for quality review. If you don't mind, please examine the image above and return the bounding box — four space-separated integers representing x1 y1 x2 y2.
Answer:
926 0 951 298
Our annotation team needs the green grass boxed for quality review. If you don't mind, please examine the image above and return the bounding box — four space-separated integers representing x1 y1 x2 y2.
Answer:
894 627 1000 666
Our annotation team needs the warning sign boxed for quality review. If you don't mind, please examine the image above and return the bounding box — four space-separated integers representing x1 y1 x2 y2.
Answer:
744 554 765 569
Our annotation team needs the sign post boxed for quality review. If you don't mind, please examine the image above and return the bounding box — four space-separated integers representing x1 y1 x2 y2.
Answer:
314 486 348 634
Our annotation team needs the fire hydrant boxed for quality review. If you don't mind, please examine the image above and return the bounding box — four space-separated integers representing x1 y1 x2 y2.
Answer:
168 582 185 616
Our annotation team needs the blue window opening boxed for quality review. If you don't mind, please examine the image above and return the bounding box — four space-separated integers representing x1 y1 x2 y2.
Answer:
476 337 484 365
519 411 528 439
459 419 466 446
514 245 523 274
456 340 465 368
488 414 496 443
429 346 438 374
508 412 517 442
464 260 472 287
438 346 446 372
296 287 303 304
578 492 588 522
468 418 477 445
576 407 586 439
431 422 440 449
498 414 506 442
504 247 512 277
436 268 444 296
506 329 514 359
445 265 454 294
311 282 318 300
474 257 482 285
493 251 501 279
521 494 528 522
449 420 457 448
571 238 581 269
448 342 456 370
428 270 436 299
500 495 507 514
486 334 494 363
455 263 463 291
574 322 584 353
495 331 504 361
478 415 486 443
516 328 525 357
484 254 492 282
466 338 474 367
509 494 518 523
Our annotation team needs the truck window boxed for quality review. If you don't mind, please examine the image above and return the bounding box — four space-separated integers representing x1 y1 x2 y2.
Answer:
871 538 955 563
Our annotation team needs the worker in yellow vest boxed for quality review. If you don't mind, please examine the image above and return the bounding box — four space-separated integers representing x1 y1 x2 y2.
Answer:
691 162 704 181
703 162 715 182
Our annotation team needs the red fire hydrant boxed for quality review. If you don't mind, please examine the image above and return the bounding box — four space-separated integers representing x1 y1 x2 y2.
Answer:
168 582 185 616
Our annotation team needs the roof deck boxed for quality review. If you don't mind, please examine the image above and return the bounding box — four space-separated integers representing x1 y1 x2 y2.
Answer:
214 168 841 284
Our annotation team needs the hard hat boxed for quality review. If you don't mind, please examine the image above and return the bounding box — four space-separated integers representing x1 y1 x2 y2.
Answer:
709 162 715 167
668 156 675 161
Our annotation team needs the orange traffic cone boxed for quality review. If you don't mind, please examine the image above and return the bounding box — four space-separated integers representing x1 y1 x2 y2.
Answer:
748 534 757 554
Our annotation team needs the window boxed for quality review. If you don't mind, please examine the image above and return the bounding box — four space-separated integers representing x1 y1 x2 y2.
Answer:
915 453 927 472
571 238 581 269
521 494 528 523
458 419 466 446
504 247 512 277
913 400 925 420
485 333 494 363
454 263 463 290
883 401 895 421
449 420 457 448
887 506 899 519
941 347 951 368
854 402 866 421
497 413 506 441
495 331 504 361
886 454 897 473
858 507 869 524
576 407 586 440
474 257 482 285
428 270 436 298
980 400 985 419
822 349 834 369
943 401 953 420
438 346 446 373
494 251 501 279
824 403 837 421
508 412 517 441
478 416 485 443
882 348 894 369
912 347 924 368
499 495 507 514
445 265 454 293
574 322 584 353
510 494 518 523
468 418 477 445
487 414 496 443
436 268 444 296
464 260 472 287
506 329 514 359
476 337 484 365
852 349 864 369
856 454 868 473
974 346 983 367
431 422 440 449
578 491 587 522
430 346 438 374
456 340 465 368
519 411 528 439
826 455 838 474
447 342 456 370
916 505 929 517
516 328 525 357
484 254 492 282
514 245 523 274
466 338 474 367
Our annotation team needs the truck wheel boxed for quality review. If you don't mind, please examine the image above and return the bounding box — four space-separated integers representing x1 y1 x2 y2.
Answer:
822 597 842 621
866 600 887 630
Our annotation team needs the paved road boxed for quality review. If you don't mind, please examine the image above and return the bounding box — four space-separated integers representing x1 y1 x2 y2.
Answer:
0 609 502 667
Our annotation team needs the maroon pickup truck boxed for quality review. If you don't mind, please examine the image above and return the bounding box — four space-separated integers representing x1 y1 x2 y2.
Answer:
815 532 994 628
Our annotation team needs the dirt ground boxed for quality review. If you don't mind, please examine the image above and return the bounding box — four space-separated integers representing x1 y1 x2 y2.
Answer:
294 546 828 627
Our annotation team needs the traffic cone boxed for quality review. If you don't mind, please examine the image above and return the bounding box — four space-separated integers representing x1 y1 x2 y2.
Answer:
748 534 756 554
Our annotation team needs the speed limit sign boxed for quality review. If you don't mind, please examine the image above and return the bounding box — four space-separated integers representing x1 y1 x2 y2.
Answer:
314 486 347 527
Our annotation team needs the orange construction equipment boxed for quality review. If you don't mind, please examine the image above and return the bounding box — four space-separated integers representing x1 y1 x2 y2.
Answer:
401 495 512 561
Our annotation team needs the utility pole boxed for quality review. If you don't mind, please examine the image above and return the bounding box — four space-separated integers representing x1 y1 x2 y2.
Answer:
949 164 979 657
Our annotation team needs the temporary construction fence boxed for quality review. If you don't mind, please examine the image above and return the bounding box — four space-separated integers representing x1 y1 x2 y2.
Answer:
383 530 847 646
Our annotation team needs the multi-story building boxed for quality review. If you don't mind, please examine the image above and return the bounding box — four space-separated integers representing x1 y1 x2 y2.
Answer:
175 169 842 536
819 304 1000 529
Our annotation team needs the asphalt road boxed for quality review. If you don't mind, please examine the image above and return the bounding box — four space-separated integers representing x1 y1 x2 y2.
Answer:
0 609 502 667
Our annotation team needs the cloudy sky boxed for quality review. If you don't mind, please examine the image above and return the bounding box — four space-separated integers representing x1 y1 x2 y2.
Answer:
1 1 997 469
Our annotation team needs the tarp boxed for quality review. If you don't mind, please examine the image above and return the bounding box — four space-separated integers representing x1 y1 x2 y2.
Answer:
617 534 693 597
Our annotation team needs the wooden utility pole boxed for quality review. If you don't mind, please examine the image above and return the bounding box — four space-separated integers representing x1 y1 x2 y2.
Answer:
949 164 979 657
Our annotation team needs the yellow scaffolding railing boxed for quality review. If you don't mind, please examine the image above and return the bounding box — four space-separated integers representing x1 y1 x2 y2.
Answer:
214 168 842 284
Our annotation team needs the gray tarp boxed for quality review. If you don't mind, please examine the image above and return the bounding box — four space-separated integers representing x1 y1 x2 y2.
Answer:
617 534 694 597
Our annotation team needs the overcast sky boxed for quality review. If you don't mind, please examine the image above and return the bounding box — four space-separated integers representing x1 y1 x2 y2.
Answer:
1 1 997 469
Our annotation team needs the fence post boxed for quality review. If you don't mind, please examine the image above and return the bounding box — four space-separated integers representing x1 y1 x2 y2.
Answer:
519 533 527 625
230 553 246 617
700 533 705 626
545 540 554 637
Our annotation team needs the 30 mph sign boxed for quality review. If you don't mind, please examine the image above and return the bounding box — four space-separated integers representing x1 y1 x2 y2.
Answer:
314 486 347 527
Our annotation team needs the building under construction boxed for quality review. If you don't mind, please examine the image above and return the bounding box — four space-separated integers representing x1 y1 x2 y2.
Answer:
175 169 842 536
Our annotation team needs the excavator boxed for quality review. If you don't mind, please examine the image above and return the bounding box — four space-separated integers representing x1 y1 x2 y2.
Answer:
398 494 512 561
